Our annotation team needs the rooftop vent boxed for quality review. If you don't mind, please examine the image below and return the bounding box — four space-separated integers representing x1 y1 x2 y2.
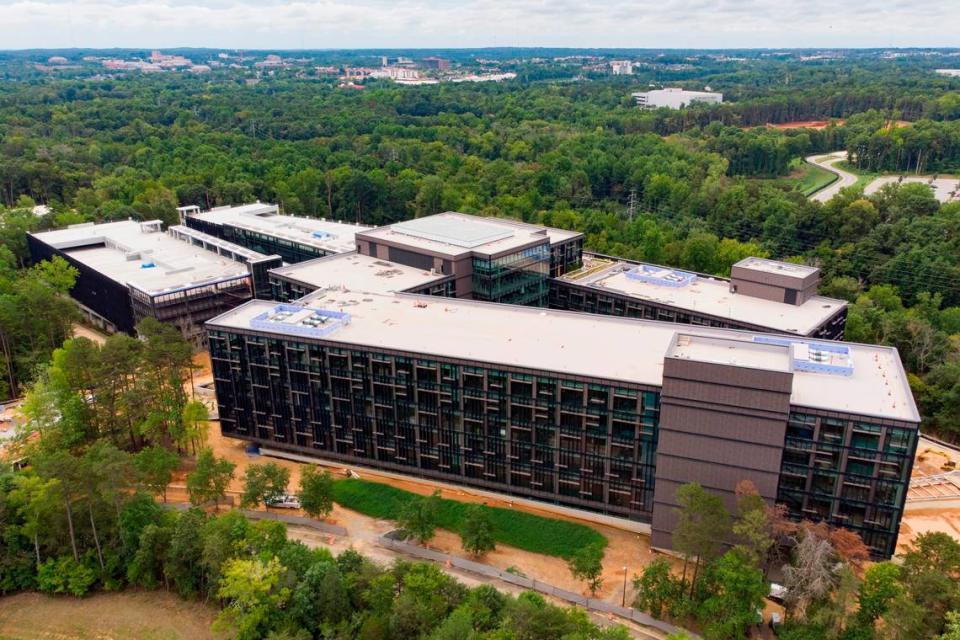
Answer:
251 303 351 338
625 264 697 288
753 336 853 376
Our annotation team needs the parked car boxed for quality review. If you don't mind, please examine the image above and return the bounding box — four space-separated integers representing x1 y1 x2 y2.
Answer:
266 494 301 509
768 582 787 604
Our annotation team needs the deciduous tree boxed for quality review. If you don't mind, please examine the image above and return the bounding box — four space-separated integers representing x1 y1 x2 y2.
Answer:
672 483 730 593
568 543 604 596
460 505 495 557
397 490 441 545
296 465 334 519
240 462 291 509
134 446 180 502
186 448 235 509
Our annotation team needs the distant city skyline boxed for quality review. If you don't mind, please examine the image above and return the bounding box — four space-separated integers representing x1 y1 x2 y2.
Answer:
1 0 958 51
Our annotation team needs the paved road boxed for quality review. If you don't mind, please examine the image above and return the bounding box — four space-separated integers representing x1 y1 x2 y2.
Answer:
865 175 960 203
806 151 857 202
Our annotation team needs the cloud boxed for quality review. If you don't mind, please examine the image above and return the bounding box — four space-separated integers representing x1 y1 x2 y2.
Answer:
0 0 958 49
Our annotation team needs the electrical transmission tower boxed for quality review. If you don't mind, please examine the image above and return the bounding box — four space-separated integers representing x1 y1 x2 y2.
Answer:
627 189 638 220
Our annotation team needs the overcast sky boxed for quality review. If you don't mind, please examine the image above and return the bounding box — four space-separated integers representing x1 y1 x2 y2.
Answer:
1 0 958 50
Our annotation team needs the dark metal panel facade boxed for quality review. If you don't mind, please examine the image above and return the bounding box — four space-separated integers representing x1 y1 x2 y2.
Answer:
27 234 137 334
651 358 793 551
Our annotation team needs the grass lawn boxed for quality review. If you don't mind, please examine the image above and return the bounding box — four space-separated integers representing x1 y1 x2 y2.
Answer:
834 161 883 189
0 590 225 640
333 478 607 559
753 158 838 197
794 162 838 196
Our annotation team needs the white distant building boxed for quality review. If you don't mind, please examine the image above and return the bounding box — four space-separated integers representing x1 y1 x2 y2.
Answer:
632 88 723 109
370 66 423 81
610 60 633 75
936 69 960 77
449 72 517 83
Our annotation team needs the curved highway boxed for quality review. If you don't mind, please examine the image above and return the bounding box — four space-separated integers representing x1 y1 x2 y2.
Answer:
805 151 857 202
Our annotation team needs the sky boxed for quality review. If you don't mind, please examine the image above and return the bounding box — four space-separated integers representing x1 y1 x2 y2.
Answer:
1 0 959 51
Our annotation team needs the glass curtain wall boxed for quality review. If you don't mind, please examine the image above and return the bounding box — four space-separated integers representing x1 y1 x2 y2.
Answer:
210 329 660 521
472 244 549 306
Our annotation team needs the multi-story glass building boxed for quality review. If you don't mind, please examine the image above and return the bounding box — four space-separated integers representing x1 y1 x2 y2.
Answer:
27 219 281 346
354 212 584 307
551 253 848 339
207 288 918 558
179 203 372 265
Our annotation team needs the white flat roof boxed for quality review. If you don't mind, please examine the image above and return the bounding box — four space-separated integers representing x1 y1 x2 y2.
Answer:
393 216 515 248
32 220 252 295
168 225 268 262
207 290 917 422
734 257 819 279
358 212 581 257
560 256 845 335
270 252 449 295
189 204 372 255
670 334 792 372
634 88 722 97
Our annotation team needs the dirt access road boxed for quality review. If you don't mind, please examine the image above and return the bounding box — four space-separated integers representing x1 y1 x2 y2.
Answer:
198 426 655 607
805 151 857 202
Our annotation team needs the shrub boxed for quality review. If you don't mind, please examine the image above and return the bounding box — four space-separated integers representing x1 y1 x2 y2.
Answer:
37 556 97 597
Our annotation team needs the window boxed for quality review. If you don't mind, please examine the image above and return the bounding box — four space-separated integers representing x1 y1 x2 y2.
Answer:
820 418 846 444
812 472 836 494
886 428 913 453
851 432 880 451
847 460 875 478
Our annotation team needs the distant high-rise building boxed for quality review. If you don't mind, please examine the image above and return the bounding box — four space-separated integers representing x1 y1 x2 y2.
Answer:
422 56 452 71
610 60 633 75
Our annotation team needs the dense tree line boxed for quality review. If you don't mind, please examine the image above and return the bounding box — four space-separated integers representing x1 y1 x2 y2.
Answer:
635 480 960 640
845 111 960 173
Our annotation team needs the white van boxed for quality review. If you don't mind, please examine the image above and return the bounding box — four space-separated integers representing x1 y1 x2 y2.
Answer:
266 494 301 509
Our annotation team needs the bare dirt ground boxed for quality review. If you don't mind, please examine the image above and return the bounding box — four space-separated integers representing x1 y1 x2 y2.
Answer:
913 438 960 476
71 323 109 346
0 591 223 640
767 120 843 130
900 437 960 553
